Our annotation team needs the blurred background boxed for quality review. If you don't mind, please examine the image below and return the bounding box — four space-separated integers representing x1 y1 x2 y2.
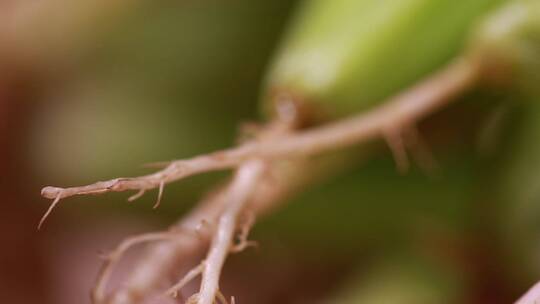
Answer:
1 1 539 303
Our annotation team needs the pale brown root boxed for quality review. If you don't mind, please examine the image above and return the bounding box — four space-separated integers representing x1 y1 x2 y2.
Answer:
230 240 258 254
40 57 479 302
40 154 238 201
104 188 231 304
40 57 478 208
105 160 303 304
153 180 165 209
37 192 61 230
92 230 191 303
197 159 265 304
165 262 205 298
127 189 146 202
253 57 478 158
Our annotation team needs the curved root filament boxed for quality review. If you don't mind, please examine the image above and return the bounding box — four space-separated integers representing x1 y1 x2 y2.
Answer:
92 230 188 303
37 57 479 303
165 262 205 298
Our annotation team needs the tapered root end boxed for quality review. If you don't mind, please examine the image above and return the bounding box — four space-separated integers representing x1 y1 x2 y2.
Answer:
41 186 63 199
37 193 63 230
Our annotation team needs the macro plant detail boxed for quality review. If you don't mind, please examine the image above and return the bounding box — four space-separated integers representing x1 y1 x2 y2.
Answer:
23 0 540 303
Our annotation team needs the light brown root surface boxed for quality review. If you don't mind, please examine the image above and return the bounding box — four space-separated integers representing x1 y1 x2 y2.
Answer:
105 159 305 304
92 230 192 303
165 262 204 298
40 57 477 222
40 57 480 303
196 159 265 304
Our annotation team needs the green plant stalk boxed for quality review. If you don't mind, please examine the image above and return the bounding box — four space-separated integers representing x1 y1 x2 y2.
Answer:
263 0 505 120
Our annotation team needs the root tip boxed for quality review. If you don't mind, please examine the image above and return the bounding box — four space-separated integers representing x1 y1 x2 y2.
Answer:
153 181 165 209
37 193 63 230
41 186 62 199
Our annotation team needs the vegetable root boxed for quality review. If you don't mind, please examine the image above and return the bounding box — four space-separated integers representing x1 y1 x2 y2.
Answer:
165 262 204 298
92 229 192 303
40 57 480 303
197 159 265 304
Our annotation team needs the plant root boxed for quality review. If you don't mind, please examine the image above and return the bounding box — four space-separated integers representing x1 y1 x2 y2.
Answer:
39 57 480 303
105 159 304 304
153 180 165 209
127 189 146 202
196 159 265 304
40 57 478 206
37 192 61 230
92 229 193 303
165 262 205 298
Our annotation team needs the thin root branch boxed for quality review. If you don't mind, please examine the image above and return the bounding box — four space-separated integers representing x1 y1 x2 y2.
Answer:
37 193 62 230
230 239 258 254
41 57 477 209
197 160 265 304
105 164 295 303
39 57 480 303
92 230 187 303
165 262 205 298
153 180 165 209
127 189 146 202
40 154 239 202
